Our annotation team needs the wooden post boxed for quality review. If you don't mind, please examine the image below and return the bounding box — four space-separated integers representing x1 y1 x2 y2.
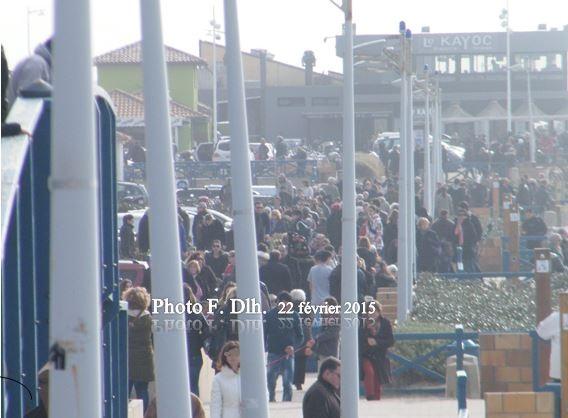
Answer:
492 177 500 220
560 293 568 418
534 248 552 386
509 200 520 272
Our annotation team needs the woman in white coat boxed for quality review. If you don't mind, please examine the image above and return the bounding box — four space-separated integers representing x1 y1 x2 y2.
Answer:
210 341 241 418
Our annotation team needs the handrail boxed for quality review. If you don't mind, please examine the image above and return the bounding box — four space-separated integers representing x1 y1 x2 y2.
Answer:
1 98 44 249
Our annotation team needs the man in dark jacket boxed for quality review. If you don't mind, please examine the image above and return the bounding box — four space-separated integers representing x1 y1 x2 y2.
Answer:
265 291 303 402
326 203 342 250
119 214 137 259
522 208 547 250
454 204 483 273
201 214 225 250
192 202 209 250
204 239 229 278
302 357 341 418
260 250 293 295
416 217 442 273
254 202 270 243
431 210 455 243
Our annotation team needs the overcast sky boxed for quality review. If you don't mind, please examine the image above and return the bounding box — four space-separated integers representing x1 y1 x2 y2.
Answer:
1 0 567 73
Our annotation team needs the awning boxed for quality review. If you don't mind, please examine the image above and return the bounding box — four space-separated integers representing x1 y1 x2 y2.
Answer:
476 100 507 120
302 111 391 119
442 102 474 123
513 102 546 118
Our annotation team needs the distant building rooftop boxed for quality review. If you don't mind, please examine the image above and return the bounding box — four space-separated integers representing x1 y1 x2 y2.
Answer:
95 41 206 66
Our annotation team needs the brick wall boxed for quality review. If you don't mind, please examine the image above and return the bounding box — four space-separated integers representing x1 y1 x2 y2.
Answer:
480 333 533 393
485 391 554 418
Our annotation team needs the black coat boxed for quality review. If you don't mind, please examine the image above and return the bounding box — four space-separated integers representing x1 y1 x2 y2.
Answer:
192 211 207 249
431 217 456 244
416 229 442 272
255 211 270 242
522 216 547 249
326 211 342 249
259 260 293 295
302 379 340 418
202 219 226 249
119 223 136 259
359 316 394 384
137 211 150 253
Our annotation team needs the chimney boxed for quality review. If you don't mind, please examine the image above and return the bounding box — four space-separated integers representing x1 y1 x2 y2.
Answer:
302 50 316 86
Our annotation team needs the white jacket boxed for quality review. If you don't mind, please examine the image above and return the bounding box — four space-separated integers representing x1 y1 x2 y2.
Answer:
210 366 241 418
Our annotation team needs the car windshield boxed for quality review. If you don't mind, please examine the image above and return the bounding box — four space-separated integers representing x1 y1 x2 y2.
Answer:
218 141 231 151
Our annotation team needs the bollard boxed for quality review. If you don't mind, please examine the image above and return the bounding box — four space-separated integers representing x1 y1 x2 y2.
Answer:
455 324 464 371
535 248 552 387
456 370 468 411
456 247 464 272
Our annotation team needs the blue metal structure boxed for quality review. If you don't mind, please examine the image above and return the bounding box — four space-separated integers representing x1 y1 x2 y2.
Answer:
124 159 320 186
1 89 127 418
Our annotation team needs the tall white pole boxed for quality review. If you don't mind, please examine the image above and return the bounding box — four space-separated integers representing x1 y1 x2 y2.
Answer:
527 70 535 164
26 7 31 55
407 57 415 311
397 22 409 322
340 2 360 415
223 1 270 416
139 1 193 417
49 0 102 417
506 0 512 134
212 8 218 141
423 69 432 215
436 84 444 184
431 83 439 208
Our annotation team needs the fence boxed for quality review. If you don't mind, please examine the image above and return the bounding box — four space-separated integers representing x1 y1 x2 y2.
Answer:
2 92 126 418
124 159 320 186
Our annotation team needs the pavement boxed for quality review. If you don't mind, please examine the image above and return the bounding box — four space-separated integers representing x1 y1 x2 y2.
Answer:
198 371 486 418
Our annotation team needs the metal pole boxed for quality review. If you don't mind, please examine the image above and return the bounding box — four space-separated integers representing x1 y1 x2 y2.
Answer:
223 1 270 416
49 0 102 417
27 7 31 55
340 1 360 415
436 84 444 184
139 1 193 417
527 70 535 164
506 0 512 134
212 7 218 141
423 69 432 215
397 22 409 322
408 72 415 311
431 83 439 207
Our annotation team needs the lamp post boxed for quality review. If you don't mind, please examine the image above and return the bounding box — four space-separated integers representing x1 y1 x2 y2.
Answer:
422 66 433 215
209 9 222 141
50 0 102 417
27 7 45 55
223 0 270 416
511 62 536 163
406 30 415 311
500 3 512 133
139 0 193 416
336 0 359 415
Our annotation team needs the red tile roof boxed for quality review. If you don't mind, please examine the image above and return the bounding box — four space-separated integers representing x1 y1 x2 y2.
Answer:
95 41 206 66
109 89 207 120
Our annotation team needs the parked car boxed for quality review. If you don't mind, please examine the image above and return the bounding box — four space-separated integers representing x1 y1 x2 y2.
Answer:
117 182 148 211
196 142 215 162
212 139 255 161
249 142 275 160
372 132 465 171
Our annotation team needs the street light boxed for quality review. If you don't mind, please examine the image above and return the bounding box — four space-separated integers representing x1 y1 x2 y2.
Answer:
209 7 223 141
511 62 536 163
500 2 512 134
27 7 46 55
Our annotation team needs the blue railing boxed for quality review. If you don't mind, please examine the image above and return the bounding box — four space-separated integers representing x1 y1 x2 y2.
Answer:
387 326 478 394
124 159 320 185
1 91 126 418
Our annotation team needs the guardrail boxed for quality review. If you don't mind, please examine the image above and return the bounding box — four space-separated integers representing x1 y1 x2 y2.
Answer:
124 159 320 185
2 94 127 418
387 325 478 395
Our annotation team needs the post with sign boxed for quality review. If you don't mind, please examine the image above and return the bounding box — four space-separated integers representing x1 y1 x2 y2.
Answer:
502 194 512 270
560 292 568 418
503 196 520 272
534 248 552 386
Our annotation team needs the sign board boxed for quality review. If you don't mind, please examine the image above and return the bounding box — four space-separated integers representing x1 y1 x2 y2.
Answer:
536 259 550 273
510 213 520 222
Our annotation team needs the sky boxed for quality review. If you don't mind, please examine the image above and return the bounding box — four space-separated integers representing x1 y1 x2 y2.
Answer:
1 0 567 74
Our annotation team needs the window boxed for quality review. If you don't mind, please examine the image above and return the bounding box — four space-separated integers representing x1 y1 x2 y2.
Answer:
435 56 457 74
311 97 340 107
277 97 306 107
